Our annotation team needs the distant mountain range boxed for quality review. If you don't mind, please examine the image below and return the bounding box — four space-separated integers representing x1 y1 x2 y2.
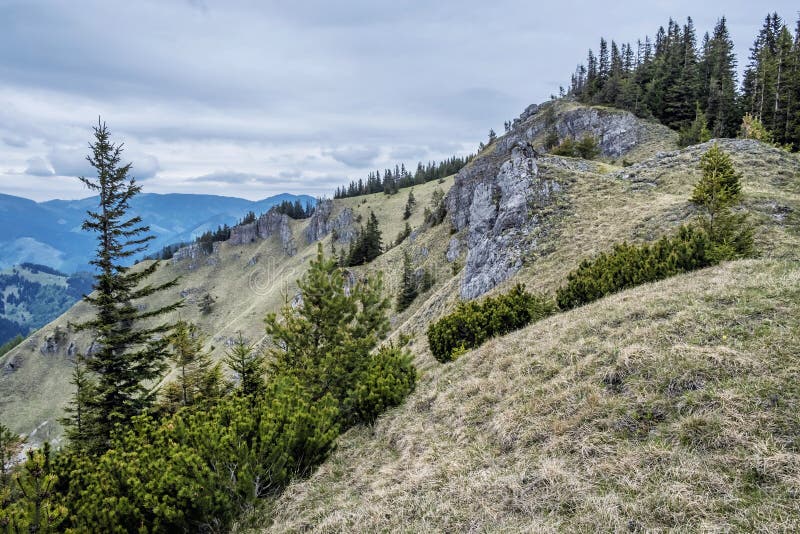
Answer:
0 263 94 346
0 192 316 273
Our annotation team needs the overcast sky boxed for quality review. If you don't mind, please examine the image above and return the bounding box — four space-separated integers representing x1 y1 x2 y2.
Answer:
1 0 796 201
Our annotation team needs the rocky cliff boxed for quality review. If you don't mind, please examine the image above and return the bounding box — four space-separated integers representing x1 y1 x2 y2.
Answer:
446 140 560 299
228 210 297 256
514 100 675 158
303 199 357 244
446 100 673 300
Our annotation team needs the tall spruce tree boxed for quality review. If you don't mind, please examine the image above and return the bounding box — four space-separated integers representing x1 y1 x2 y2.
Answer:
266 244 390 425
69 121 181 452
701 18 740 137
396 250 418 311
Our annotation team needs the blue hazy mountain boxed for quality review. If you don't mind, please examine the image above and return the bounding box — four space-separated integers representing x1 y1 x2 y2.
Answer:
0 192 316 273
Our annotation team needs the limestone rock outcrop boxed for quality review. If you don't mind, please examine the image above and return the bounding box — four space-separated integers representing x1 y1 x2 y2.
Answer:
447 140 560 300
225 209 298 256
519 101 659 158
304 199 356 244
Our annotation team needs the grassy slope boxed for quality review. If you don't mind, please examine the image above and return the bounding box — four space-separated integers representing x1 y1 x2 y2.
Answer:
246 138 800 530
0 177 456 441
260 259 800 532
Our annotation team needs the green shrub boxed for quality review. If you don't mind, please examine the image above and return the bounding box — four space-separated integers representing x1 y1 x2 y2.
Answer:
427 284 556 362
550 136 578 157
575 134 601 159
550 134 600 159
349 346 417 424
58 376 339 532
556 225 714 309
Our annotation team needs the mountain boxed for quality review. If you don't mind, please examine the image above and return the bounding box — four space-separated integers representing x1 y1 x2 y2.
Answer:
0 263 93 346
2 100 799 529
0 192 316 273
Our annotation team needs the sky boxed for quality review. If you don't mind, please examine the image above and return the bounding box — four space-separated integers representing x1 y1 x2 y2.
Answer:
0 0 797 202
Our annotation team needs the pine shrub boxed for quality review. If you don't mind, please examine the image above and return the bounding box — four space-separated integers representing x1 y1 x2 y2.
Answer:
556 225 713 309
348 346 417 424
427 284 556 362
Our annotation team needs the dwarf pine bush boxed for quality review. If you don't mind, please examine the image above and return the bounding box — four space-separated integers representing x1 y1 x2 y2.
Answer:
427 284 556 362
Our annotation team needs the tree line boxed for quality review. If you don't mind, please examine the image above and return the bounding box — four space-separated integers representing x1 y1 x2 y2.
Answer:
333 155 473 199
568 12 800 150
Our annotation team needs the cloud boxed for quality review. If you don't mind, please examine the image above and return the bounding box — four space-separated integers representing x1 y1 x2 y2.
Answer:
189 171 270 185
43 146 159 180
3 136 28 148
24 156 54 176
388 145 427 162
130 153 160 180
47 148 94 178
323 145 380 168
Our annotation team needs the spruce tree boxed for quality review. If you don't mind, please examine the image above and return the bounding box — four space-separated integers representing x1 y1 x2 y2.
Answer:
0 423 22 483
266 244 390 425
59 356 98 452
70 121 181 452
160 320 224 412
403 190 416 220
691 143 753 259
703 17 740 137
678 103 712 147
347 211 383 266
396 250 418 311
223 333 265 397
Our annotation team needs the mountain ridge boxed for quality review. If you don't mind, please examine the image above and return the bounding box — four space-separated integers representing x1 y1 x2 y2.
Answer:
0 191 317 273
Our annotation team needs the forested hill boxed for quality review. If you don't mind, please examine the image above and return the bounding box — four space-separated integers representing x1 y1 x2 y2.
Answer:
0 264 92 347
567 13 800 149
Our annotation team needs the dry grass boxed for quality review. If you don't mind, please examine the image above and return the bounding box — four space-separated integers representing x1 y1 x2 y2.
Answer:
244 259 800 532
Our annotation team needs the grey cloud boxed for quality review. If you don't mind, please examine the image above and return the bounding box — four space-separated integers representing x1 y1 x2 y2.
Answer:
323 145 380 168
3 136 29 148
0 0 796 202
130 153 160 180
24 156 54 176
389 145 427 162
189 171 271 185
279 170 302 179
47 148 94 178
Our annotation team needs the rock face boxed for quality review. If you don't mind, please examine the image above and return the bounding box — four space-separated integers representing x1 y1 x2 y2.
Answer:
522 101 646 158
445 100 666 299
447 140 561 300
228 210 297 256
40 326 69 355
229 222 258 246
304 199 356 244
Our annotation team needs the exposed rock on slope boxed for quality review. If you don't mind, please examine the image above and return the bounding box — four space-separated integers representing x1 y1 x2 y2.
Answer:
229 210 297 256
520 100 675 158
303 199 356 244
445 100 675 301
447 141 560 299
